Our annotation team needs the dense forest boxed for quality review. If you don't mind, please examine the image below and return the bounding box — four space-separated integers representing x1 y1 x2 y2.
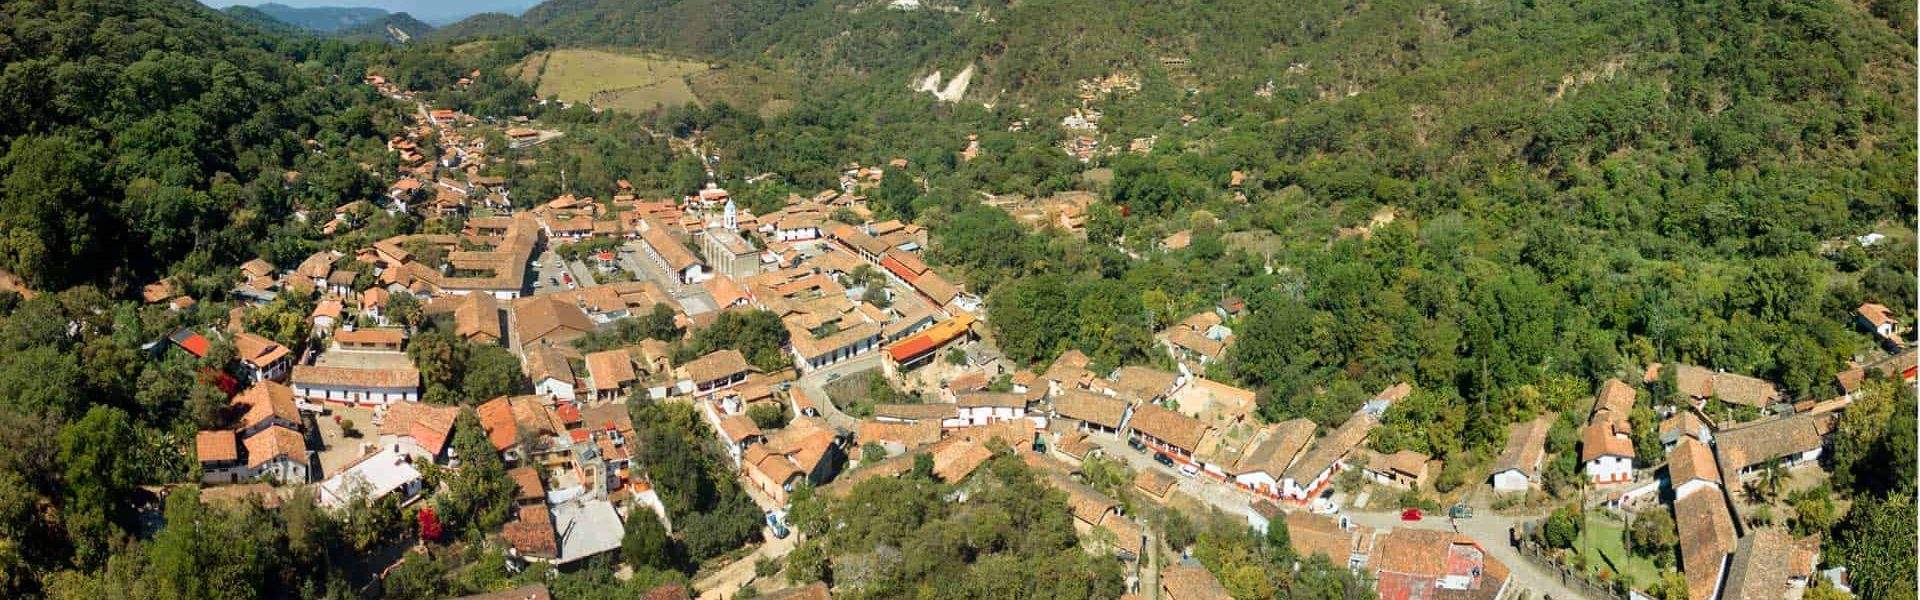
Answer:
0 0 1912 597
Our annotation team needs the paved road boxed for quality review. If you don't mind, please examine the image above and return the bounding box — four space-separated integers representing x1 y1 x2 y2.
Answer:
793 352 883 434
618 241 719 314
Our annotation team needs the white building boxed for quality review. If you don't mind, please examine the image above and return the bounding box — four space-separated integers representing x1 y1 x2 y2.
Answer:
289 365 422 406
318 445 427 509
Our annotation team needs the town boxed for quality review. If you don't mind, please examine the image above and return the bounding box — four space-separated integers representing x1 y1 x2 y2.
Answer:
122 70 1916 600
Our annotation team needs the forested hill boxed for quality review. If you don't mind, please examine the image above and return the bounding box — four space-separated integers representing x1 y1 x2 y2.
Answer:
0 0 406 292
242 2 392 32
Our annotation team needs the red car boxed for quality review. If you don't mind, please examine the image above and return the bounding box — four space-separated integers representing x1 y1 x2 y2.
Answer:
1401 509 1424 521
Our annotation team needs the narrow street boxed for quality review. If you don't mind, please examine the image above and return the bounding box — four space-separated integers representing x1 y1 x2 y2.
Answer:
792 352 883 433
693 530 797 600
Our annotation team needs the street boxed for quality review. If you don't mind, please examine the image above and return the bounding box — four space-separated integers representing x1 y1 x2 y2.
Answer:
617 240 718 314
693 528 797 600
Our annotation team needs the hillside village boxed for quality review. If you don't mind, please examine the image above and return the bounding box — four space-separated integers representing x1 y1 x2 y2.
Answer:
121 68 1920 600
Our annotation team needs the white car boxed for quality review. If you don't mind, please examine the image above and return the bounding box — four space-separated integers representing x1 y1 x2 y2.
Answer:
1178 463 1199 478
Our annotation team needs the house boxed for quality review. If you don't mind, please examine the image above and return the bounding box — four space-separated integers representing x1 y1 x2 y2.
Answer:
1161 565 1232 600
1659 411 1713 450
1655 363 1782 411
454 292 503 345
1489 416 1551 492
333 328 406 352
233 332 293 382
718 414 765 460
1052 389 1131 436
1287 511 1377 570
242 425 310 484
289 365 421 406
949 392 1027 428
320 445 425 510
741 418 844 505
523 344 577 402
515 295 595 349
1673 480 1738 600
584 349 638 402
377 402 460 463
197 431 246 484
1229 418 1317 498
1109 366 1187 404
311 298 343 333
872 403 957 425
882 314 975 373
1279 413 1379 503
1127 402 1213 464
639 220 709 284
1720 528 1820 600
1712 415 1825 485
677 349 753 395
1854 302 1900 345
231 381 303 438
1358 449 1433 490
1371 529 1511 600
1581 420 1636 485
1363 383 1413 418
477 395 568 461
1667 437 1724 501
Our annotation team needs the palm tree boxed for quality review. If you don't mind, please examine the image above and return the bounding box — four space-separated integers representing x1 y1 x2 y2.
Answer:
1757 461 1788 501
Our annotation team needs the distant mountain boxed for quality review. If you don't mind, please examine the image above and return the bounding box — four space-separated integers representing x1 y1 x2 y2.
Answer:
241 2 391 32
336 11 434 43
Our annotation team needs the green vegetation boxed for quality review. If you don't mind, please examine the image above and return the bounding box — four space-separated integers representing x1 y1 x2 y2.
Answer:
517 49 709 112
783 452 1127 598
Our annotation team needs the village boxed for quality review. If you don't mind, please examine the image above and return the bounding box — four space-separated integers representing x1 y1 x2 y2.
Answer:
131 73 1919 600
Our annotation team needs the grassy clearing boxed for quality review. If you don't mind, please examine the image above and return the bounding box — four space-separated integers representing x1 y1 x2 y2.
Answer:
687 66 801 117
1575 514 1661 588
516 48 709 112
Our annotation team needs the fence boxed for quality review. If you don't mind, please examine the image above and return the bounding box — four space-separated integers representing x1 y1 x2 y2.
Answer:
1512 520 1632 600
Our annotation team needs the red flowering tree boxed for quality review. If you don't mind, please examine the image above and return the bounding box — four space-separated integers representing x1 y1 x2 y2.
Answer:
417 507 442 542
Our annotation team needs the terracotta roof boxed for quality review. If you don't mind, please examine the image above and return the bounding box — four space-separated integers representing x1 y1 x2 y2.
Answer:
477 396 564 452
718 414 763 444
197 430 239 463
1667 437 1722 491
679 349 751 384
1284 413 1379 481
1160 565 1232 600
1713 415 1823 474
1374 382 1413 403
585 350 638 392
1134 469 1177 499
241 259 276 278
1675 486 1738 600
378 402 459 456
1491 416 1551 476
1164 327 1226 358
1711 372 1780 408
232 381 300 432
1660 411 1710 444
1372 529 1508 599
857 420 941 449
1834 367 1866 395
502 505 559 558
1288 511 1371 563
1128 403 1210 451
1721 529 1809 600
955 392 1025 408
885 314 973 363
748 583 829 600
1580 422 1635 462
234 332 290 367
289 365 420 389
1856 303 1897 328
514 295 593 346
1368 449 1432 478
333 328 404 347
872 402 956 422
577 402 633 435
509 466 546 502
639 583 691 600
1593 378 1636 419
640 221 703 272
243 425 308 468
454 292 501 342
1232 418 1317 475
453 585 553 600
1109 366 1183 401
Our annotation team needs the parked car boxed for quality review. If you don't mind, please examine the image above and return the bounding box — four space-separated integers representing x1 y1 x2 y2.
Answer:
1128 437 1147 451
765 510 790 539
1153 453 1175 468
1450 504 1474 519
1178 463 1199 478
1401 509 1424 522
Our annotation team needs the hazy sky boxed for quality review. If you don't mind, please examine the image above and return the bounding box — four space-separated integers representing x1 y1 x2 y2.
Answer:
201 0 544 24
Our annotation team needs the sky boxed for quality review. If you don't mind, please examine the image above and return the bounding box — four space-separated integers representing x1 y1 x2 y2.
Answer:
201 0 544 25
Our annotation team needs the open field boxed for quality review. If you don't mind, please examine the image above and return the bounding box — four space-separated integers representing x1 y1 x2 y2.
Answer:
1575 514 1661 588
517 49 708 113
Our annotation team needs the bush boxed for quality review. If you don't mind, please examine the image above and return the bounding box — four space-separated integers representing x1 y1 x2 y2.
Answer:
746 403 790 430
1544 505 1582 549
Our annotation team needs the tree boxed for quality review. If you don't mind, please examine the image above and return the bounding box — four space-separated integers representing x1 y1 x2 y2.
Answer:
746 403 789 430
1543 504 1581 549
1629 510 1678 569
439 410 514 536
1829 492 1917 600
461 345 528 400
622 511 678 573
60 405 139 566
